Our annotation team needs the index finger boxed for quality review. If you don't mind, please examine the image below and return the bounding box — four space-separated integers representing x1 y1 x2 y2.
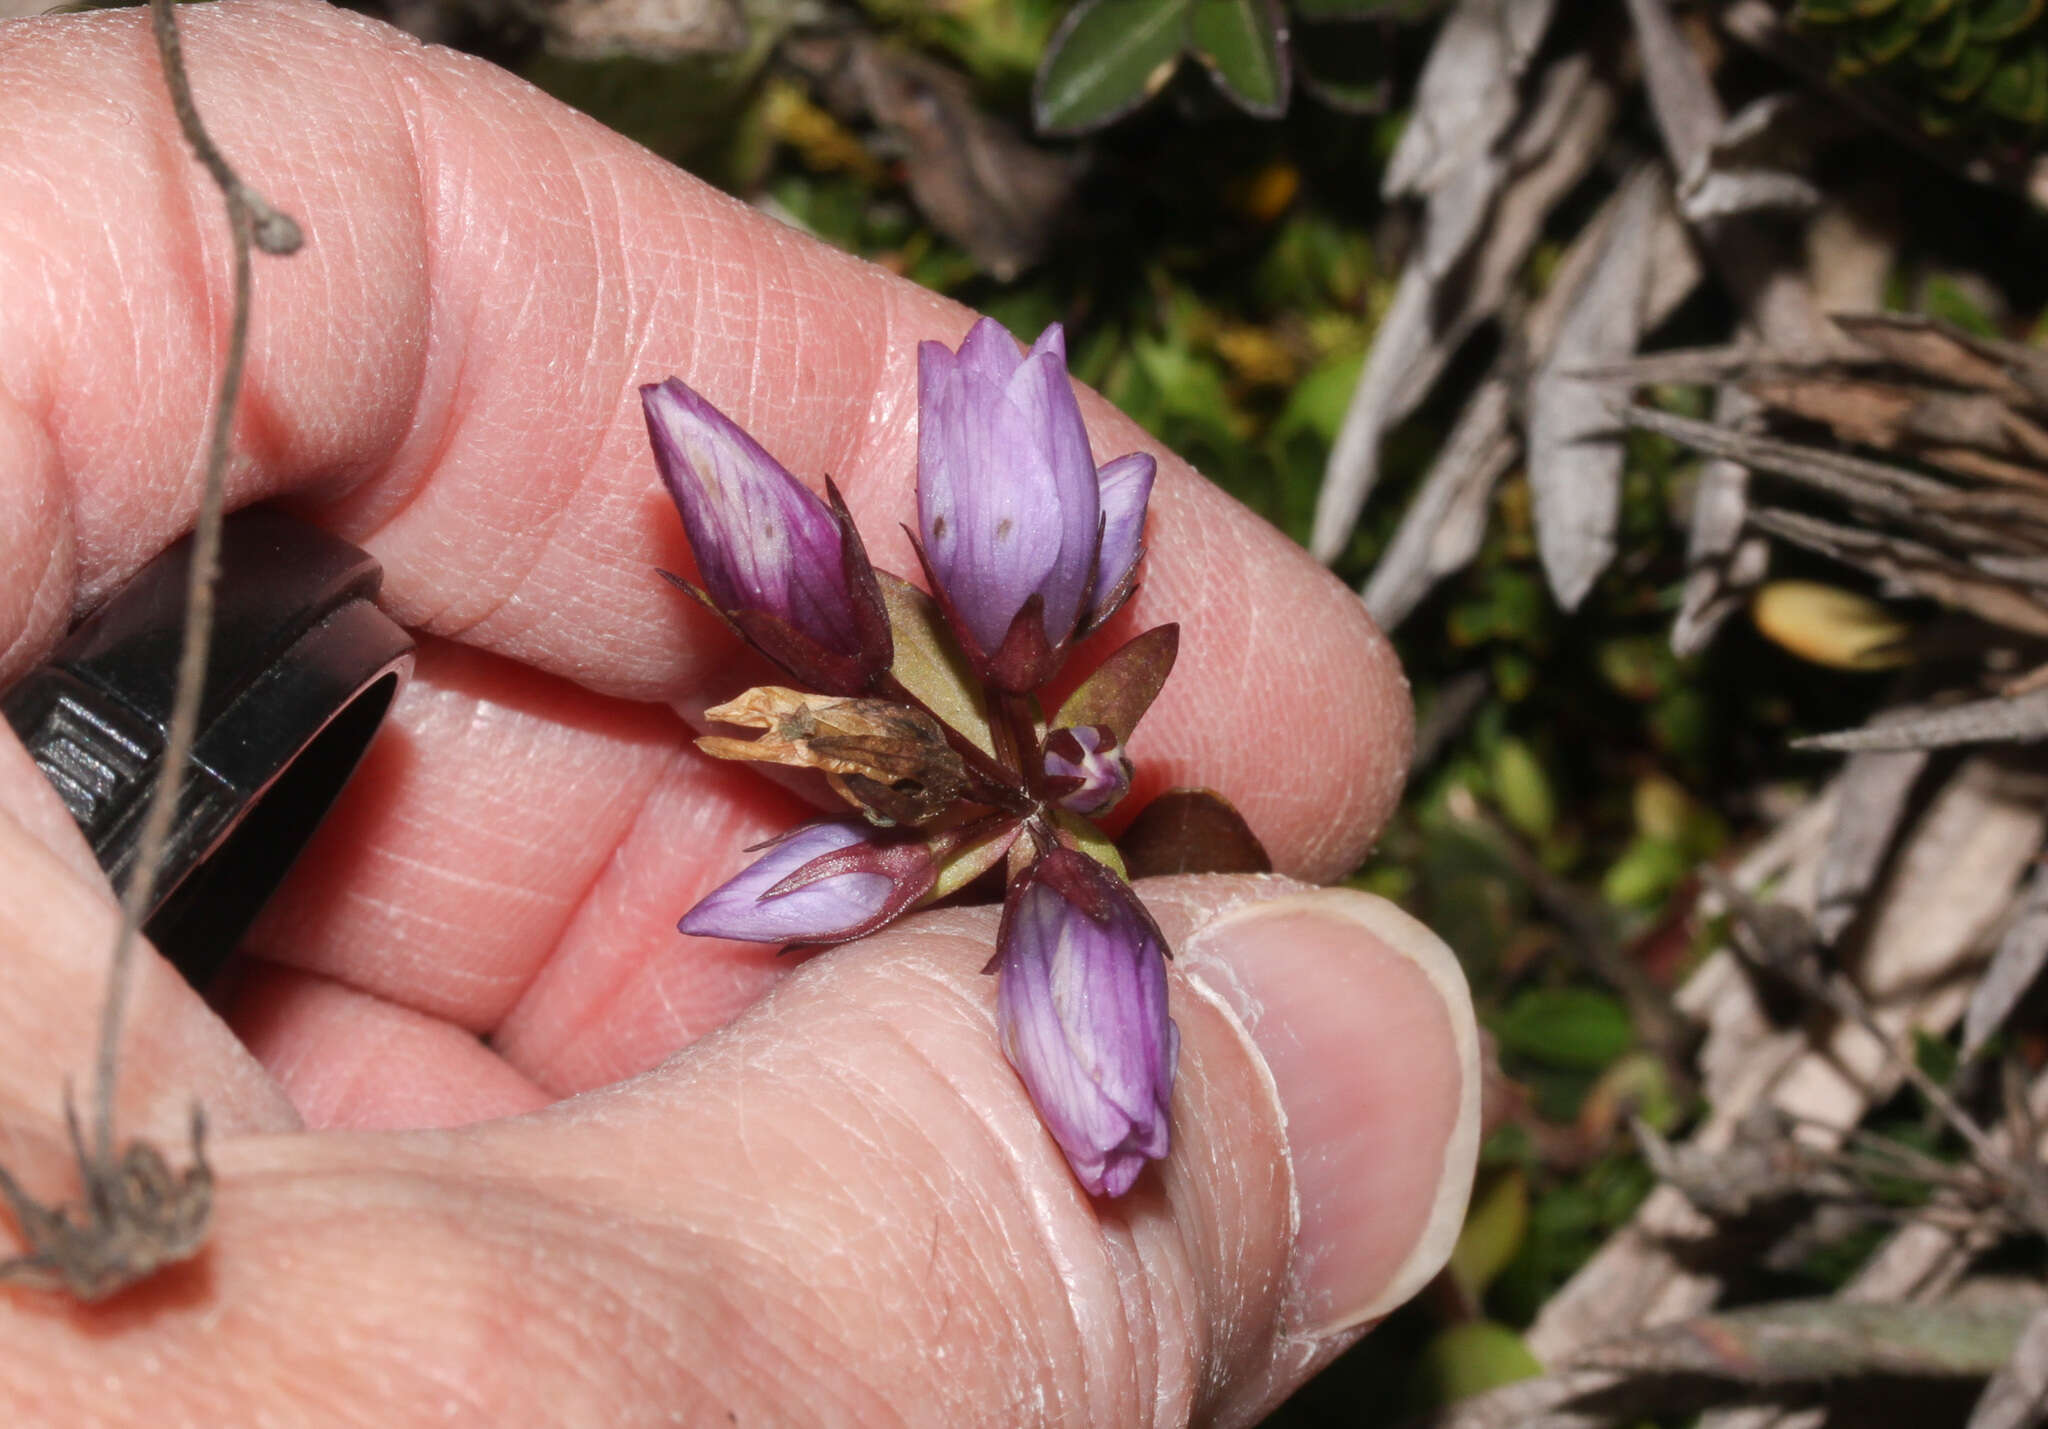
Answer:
0 0 1410 882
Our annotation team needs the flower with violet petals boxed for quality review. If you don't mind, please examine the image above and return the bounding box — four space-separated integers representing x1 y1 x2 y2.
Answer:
642 377 892 695
647 319 1247 1199
992 849 1177 1198
916 319 1157 692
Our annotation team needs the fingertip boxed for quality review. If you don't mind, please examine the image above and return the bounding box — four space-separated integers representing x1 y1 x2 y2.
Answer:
1122 470 1414 882
1177 885 1478 1336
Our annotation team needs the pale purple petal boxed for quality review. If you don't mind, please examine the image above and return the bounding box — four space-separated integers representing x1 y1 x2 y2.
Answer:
956 313 1025 386
680 821 894 943
918 327 1068 655
1004 327 1099 642
1089 453 1156 620
995 850 1176 1197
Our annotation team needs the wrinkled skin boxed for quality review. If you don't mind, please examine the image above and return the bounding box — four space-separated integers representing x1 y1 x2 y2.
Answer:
0 4 1467 1425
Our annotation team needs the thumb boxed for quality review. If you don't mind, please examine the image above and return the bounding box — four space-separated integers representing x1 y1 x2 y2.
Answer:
507 873 1482 1426
0 873 1477 1425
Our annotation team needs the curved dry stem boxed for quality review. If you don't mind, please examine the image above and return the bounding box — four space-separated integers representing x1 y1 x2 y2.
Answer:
0 0 301 1302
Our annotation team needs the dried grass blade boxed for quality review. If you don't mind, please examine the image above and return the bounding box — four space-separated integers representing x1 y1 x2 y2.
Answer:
1747 508 2048 638
1963 863 2048 1061
1528 165 1663 608
1311 54 1614 561
1813 726 1933 943
1796 692 2048 754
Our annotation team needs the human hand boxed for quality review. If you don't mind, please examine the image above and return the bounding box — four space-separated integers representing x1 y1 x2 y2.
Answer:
0 3 1477 1422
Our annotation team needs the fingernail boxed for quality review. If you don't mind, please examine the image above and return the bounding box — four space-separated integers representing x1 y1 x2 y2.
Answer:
1183 889 1480 1336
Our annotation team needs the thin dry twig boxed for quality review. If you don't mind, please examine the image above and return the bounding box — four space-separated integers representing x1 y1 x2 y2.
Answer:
1965 865 2048 1061
0 0 300 1302
1462 800 1697 1074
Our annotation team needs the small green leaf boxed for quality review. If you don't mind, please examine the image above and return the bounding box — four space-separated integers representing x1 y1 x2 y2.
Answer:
1416 1321 1543 1406
1295 26 1397 114
1491 988 1634 1072
929 821 1022 902
1033 0 1192 136
1592 1051 1683 1134
1449 1171 1529 1305
1984 46 2048 123
877 572 995 756
1053 623 1179 745
1187 0 1290 117
1601 834 1690 909
1269 348 1363 446
1054 807 1129 880
1489 737 1554 842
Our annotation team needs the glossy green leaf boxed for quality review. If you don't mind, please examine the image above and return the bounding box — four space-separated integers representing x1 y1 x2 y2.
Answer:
877 572 995 756
1491 988 1634 1071
1984 45 2048 120
1033 0 1191 136
1909 10 1969 68
1187 0 1290 118
1934 40 1999 100
1295 23 1397 114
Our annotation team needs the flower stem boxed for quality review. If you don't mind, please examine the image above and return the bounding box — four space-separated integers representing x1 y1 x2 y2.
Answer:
876 674 1033 815
995 692 1046 800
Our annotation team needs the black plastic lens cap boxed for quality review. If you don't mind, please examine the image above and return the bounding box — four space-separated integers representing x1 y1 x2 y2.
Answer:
2 509 414 986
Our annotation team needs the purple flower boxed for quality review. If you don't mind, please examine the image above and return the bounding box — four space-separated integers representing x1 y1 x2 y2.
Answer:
640 320 1208 1200
681 820 933 945
916 320 1156 692
994 849 1178 1197
644 378 892 695
1042 724 1132 816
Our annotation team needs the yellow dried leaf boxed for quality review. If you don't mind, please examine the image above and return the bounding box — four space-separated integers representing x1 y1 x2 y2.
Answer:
1751 581 1912 670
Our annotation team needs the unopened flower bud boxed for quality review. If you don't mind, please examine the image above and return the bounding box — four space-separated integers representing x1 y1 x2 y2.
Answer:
993 849 1177 1197
680 820 935 945
643 378 892 694
915 320 1155 692
1042 724 1131 815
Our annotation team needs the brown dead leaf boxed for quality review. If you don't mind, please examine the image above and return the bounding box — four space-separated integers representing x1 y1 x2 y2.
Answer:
700 685 967 825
